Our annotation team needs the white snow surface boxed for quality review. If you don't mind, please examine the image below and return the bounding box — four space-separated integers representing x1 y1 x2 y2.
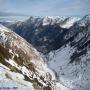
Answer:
42 16 65 26
0 64 34 90
0 24 60 90
42 44 90 90
60 17 80 29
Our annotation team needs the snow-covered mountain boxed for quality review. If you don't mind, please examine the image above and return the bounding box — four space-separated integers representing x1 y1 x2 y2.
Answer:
42 14 90 90
42 16 65 26
60 17 80 28
7 16 80 54
1 14 90 90
0 24 62 90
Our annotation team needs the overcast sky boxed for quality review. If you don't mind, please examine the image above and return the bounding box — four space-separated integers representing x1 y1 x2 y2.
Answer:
0 0 90 17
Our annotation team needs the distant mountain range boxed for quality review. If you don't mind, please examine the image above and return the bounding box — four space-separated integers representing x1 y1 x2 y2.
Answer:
6 16 80 54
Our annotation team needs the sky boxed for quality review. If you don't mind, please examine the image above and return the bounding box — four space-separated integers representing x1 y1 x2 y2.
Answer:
0 0 90 17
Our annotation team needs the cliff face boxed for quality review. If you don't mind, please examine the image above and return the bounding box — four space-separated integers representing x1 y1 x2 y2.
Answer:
0 24 57 90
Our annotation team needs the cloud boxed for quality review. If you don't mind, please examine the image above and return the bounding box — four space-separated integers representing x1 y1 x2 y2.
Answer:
0 0 7 11
42 0 90 16
0 0 90 16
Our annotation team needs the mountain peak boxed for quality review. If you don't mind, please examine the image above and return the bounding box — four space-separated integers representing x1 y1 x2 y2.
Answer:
84 14 90 18
60 17 80 28
76 14 90 27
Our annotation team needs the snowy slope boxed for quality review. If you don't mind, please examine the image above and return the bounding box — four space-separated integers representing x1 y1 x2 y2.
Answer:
42 15 90 90
43 44 90 90
42 16 65 26
0 65 34 90
60 17 80 29
0 24 61 90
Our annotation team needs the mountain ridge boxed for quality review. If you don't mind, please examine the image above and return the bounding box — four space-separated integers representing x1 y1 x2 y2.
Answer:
0 24 59 90
0 14 90 90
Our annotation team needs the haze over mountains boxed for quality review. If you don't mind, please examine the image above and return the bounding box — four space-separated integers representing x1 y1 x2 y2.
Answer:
0 14 90 90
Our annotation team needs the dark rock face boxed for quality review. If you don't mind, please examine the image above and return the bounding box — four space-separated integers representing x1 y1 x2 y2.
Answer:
8 19 68 54
7 15 90 63
66 15 90 63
